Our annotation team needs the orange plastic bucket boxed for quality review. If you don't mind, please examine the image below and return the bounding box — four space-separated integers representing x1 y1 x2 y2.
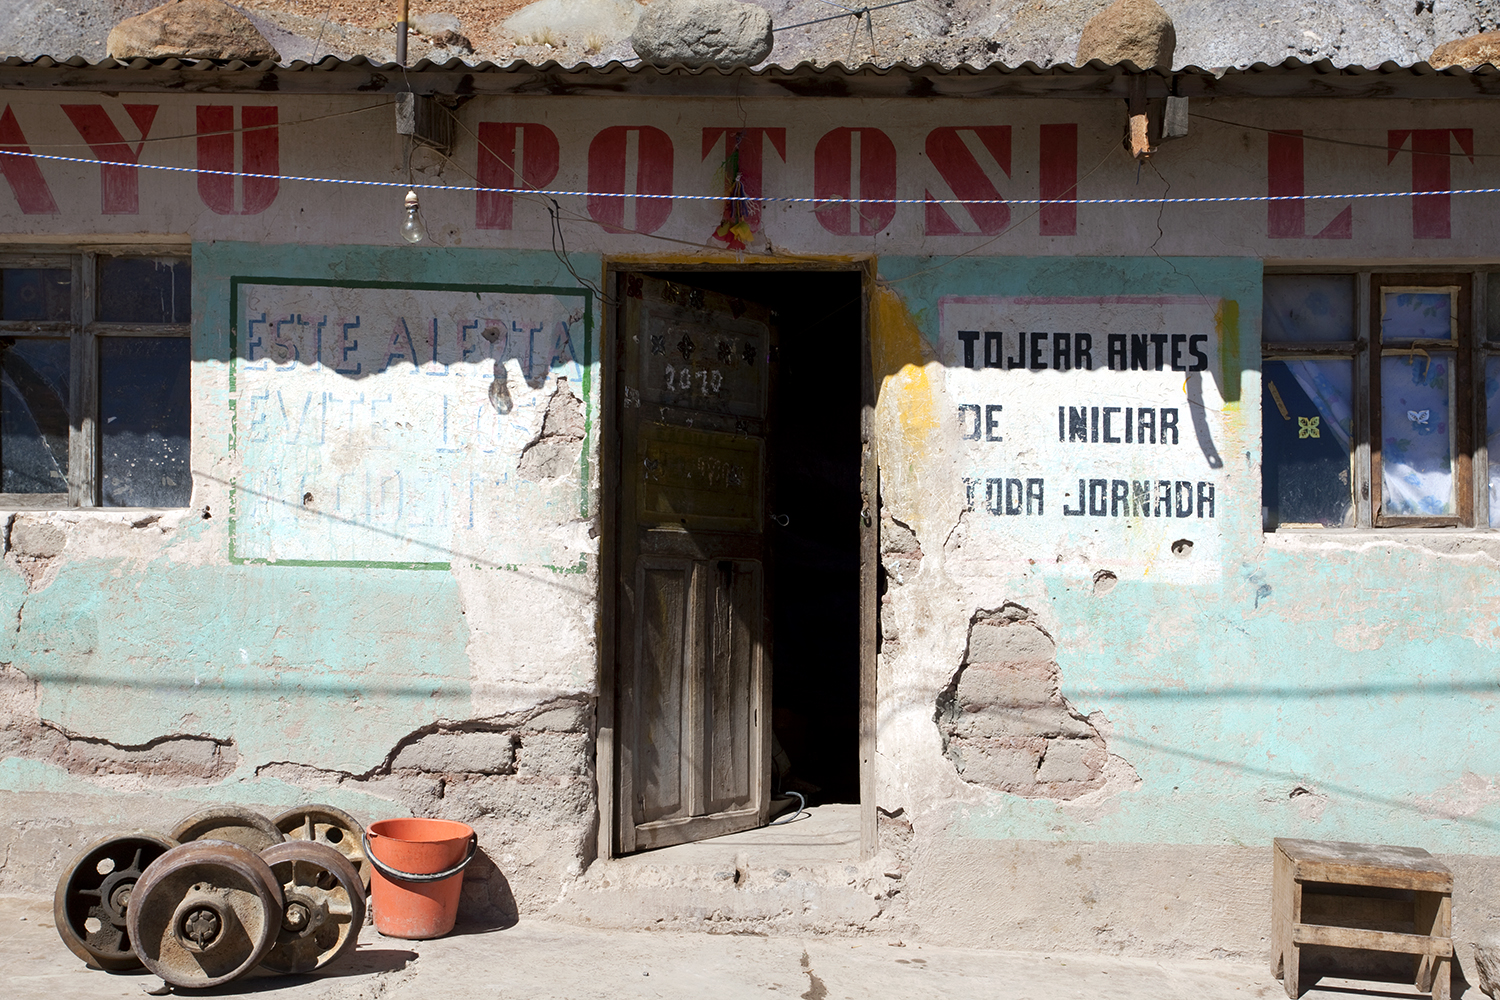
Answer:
363 818 477 939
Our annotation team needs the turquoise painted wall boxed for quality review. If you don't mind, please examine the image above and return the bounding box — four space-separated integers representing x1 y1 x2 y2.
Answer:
2 242 599 788
880 254 1500 856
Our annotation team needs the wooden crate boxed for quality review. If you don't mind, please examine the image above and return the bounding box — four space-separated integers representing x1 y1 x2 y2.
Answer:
1272 838 1452 1000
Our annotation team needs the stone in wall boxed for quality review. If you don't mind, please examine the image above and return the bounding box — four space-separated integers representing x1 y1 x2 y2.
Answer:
935 603 1110 799
255 696 595 921
880 512 922 587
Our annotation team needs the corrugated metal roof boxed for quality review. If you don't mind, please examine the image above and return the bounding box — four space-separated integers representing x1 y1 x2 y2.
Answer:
1 54 1498 99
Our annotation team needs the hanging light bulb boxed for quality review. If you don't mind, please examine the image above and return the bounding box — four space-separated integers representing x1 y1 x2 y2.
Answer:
400 189 428 244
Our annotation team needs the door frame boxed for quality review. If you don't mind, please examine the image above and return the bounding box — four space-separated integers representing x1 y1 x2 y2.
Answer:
595 257 879 861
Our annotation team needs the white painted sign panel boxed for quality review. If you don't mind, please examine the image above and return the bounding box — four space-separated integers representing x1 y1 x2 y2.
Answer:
941 295 1229 581
229 280 591 568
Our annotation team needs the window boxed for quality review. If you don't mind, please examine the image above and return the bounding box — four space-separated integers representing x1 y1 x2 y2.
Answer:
0 251 190 508
1262 271 1491 529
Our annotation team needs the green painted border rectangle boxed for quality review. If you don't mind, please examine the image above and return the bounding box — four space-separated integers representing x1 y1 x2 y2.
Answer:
226 275 594 570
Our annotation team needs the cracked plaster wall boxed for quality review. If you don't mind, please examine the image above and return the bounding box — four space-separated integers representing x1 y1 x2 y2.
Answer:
5 92 1500 957
866 254 1500 961
0 242 604 920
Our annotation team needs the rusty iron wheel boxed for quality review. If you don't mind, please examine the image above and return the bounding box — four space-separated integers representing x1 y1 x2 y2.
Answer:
53 831 179 971
258 840 366 974
271 804 370 892
170 806 285 852
126 840 284 989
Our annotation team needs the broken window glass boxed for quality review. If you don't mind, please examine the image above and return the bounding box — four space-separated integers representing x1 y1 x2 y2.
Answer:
1380 353 1456 517
100 338 190 507
0 337 69 493
1262 275 1355 342
98 257 191 324
1262 360 1354 528
2 268 72 322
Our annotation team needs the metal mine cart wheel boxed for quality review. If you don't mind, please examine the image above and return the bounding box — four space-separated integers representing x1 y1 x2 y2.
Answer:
126 841 284 989
170 806 285 852
258 840 367 974
272 804 371 892
53 831 179 971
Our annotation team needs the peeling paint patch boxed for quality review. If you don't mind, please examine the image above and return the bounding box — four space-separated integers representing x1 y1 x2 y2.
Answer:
0 663 238 788
518 378 586 480
936 604 1124 800
1415 772 1500 820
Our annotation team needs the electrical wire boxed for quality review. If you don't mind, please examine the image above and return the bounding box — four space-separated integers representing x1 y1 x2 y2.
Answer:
1191 111 1500 158
14 103 393 152
768 790 807 825
5 145 1497 208
776 0 921 33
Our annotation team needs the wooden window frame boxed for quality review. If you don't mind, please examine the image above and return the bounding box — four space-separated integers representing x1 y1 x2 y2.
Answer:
1263 269 1487 531
1369 273 1472 528
0 248 191 510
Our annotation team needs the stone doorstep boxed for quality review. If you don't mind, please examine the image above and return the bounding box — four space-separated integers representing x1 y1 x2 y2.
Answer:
552 803 902 933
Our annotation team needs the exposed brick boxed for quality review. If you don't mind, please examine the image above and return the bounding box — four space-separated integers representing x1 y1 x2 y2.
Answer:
950 739 1041 787
392 730 517 775
1036 739 1099 783
965 621 1056 666
954 662 1056 710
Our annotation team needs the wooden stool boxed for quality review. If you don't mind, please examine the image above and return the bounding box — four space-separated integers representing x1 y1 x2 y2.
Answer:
1273 838 1452 1000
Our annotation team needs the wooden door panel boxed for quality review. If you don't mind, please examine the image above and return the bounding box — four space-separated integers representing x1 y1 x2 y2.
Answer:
616 272 775 853
632 560 694 825
706 559 761 815
638 424 762 531
635 303 768 416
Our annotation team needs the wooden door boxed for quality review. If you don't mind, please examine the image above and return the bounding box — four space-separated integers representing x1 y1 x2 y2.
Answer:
614 273 774 853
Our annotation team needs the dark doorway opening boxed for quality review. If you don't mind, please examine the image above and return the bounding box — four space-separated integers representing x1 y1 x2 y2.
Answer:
642 269 864 807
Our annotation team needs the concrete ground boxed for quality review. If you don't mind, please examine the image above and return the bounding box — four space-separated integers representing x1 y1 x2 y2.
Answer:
4 892 1474 1000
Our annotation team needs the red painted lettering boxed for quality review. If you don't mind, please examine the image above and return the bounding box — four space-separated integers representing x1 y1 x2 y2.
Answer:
814 127 897 236
197 105 279 215
0 106 58 215
1389 128 1473 240
1267 131 1351 239
1039 123 1077 236
924 126 1010 235
61 104 157 214
587 126 674 235
476 122 560 230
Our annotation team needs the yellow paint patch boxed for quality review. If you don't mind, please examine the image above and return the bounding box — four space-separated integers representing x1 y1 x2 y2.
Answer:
1216 298 1241 409
871 284 940 449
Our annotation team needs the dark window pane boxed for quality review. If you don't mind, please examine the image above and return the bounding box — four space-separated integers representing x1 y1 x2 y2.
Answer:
2 268 72 321
1263 275 1355 342
1262 359 1354 529
100 337 189 507
0 337 69 493
1381 352 1455 517
98 257 190 324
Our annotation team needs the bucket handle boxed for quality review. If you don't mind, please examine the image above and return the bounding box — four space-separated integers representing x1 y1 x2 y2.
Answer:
362 830 478 884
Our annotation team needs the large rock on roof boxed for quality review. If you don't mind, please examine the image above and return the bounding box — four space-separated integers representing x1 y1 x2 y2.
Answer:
107 0 280 61
1430 31 1500 68
632 0 773 67
1076 0 1174 69
504 0 643 49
